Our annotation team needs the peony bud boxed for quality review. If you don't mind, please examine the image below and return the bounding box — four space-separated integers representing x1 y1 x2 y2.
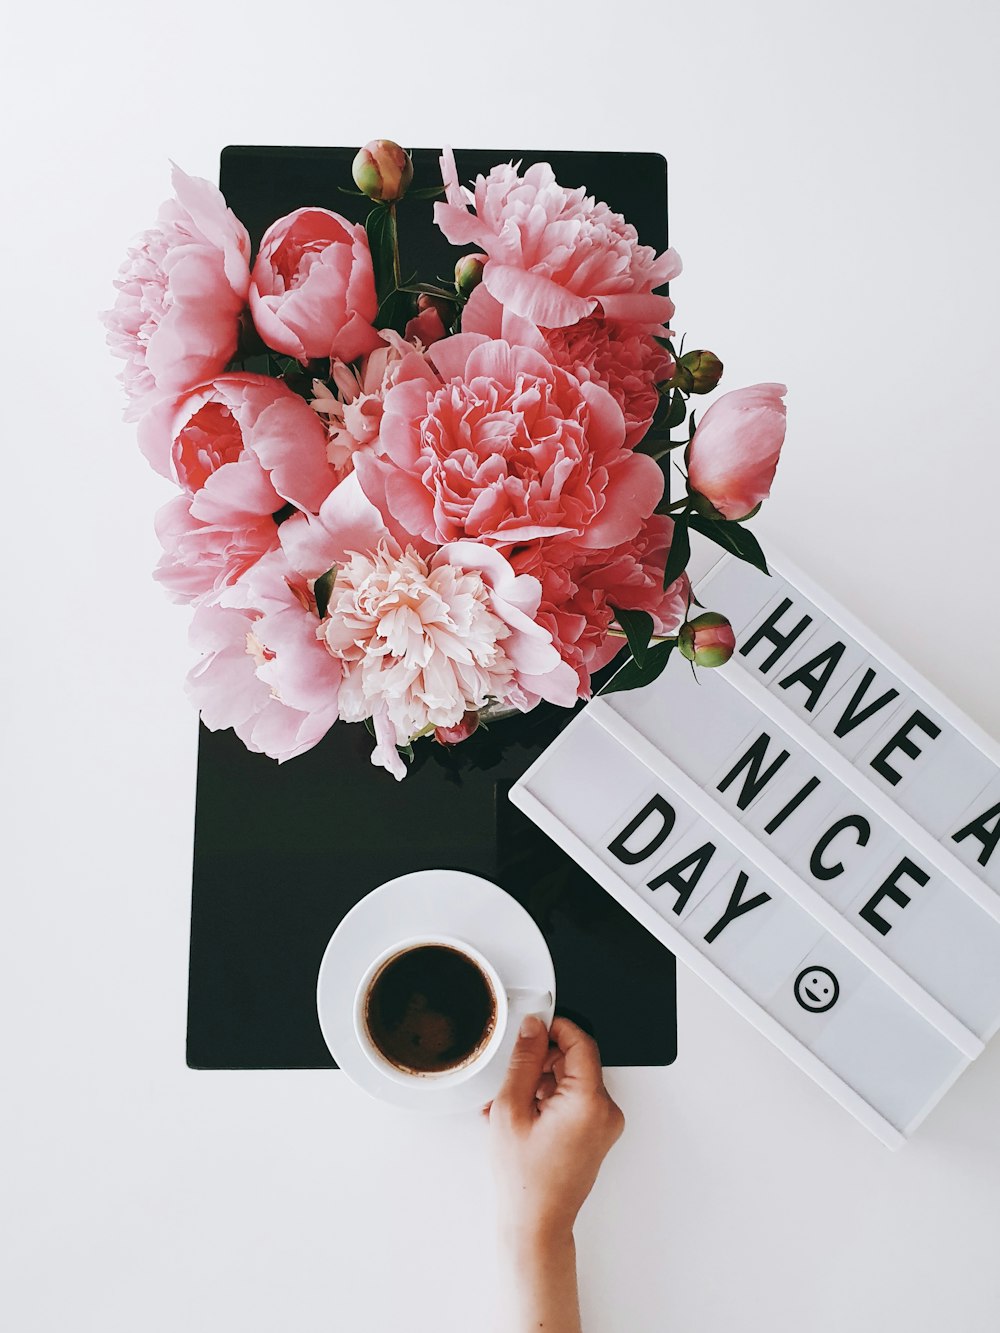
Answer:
417 292 455 324
678 612 736 667
686 383 787 521
434 711 481 746
352 139 414 202
454 253 486 299
678 349 723 395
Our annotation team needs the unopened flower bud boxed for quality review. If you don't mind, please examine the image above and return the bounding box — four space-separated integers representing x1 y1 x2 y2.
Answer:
434 711 481 746
417 292 455 324
455 253 486 298
678 612 736 667
352 139 414 202
678 349 724 395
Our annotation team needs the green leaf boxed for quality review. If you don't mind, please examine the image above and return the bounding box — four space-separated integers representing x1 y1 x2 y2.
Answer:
375 287 413 334
398 281 457 299
665 390 688 430
406 185 446 200
662 515 690 589
313 566 338 619
687 513 769 575
611 607 654 668
598 640 675 695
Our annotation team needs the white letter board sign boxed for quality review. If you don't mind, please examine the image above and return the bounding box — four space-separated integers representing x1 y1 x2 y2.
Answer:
509 537 1000 1148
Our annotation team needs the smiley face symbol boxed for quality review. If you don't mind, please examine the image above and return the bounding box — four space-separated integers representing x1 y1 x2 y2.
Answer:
794 966 840 1013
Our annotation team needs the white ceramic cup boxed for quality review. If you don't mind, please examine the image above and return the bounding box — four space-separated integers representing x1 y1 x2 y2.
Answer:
353 934 551 1088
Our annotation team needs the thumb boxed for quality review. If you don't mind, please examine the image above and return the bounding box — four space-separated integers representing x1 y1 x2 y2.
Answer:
494 1014 550 1124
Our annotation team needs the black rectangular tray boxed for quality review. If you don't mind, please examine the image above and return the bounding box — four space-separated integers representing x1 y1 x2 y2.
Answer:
186 144 677 1070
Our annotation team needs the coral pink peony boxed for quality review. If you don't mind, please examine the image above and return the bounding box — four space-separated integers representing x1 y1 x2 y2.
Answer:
186 548 341 762
103 165 251 421
434 148 680 331
462 285 672 448
142 373 336 602
355 337 664 555
279 474 577 778
249 208 382 364
512 516 690 695
686 383 788 520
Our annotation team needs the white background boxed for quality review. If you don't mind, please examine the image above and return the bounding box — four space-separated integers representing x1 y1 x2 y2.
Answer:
3 1 1000 1328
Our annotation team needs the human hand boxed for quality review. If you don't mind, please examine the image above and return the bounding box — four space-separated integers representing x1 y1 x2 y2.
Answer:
485 1014 625 1245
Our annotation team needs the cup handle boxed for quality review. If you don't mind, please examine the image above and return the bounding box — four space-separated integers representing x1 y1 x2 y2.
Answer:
505 988 553 1022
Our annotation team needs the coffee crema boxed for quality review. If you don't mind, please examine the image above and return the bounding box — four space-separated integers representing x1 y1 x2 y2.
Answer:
363 944 497 1074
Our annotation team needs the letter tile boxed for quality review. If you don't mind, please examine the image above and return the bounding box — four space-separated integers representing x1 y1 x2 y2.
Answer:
848 865 1000 1039
945 772 1000 892
694 557 783 634
634 816 740 923
893 733 999 839
683 874 824 1005
603 658 762 786
811 661 911 759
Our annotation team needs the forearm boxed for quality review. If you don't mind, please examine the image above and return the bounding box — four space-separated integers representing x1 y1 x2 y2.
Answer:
496 1223 582 1333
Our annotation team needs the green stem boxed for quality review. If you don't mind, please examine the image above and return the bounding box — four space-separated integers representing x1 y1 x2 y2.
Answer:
608 628 678 645
389 202 401 290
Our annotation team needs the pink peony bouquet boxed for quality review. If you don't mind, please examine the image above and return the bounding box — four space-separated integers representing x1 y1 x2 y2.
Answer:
104 141 787 779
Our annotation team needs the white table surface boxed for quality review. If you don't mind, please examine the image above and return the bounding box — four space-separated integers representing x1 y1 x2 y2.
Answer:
4 2 1000 1328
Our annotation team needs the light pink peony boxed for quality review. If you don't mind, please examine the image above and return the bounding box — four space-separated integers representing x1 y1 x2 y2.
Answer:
355 336 664 555
142 373 336 603
279 474 577 778
462 285 673 448
186 548 341 762
103 165 251 421
309 331 425 480
434 148 680 331
686 383 788 520
249 208 382 364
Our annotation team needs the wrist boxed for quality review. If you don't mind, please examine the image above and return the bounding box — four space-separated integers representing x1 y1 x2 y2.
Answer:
499 1213 577 1260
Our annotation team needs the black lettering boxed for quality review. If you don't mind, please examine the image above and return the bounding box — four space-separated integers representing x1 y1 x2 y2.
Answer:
763 776 822 834
809 815 871 880
647 843 717 915
833 667 899 739
859 857 928 935
870 710 942 786
607 795 676 866
777 641 846 712
704 870 772 943
952 801 1000 868
738 597 812 673
717 733 790 810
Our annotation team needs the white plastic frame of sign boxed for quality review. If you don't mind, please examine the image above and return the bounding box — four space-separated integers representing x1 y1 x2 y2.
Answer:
509 536 1000 1148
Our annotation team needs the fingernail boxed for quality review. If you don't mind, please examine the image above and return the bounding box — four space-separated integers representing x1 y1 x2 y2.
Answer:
520 1014 542 1038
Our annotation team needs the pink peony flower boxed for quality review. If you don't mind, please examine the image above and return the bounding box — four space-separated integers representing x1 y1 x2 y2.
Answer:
512 516 690 695
103 165 251 421
462 285 673 448
355 337 664 555
186 548 341 762
686 383 788 520
308 331 425 480
434 148 680 331
249 207 382 364
142 373 336 603
279 474 577 778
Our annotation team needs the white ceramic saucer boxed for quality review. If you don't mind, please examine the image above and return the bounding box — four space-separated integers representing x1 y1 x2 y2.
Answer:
316 870 556 1114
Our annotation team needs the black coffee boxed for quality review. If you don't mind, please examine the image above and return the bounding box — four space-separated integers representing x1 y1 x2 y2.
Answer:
364 945 497 1074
